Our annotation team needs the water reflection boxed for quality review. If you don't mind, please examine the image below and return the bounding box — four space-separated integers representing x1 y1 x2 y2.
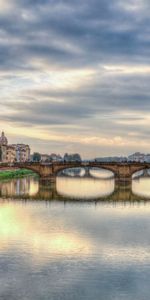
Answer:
89 168 114 179
1 184 150 299
0 202 91 258
0 176 39 197
0 176 115 200
56 177 115 199
61 167 114 179
1 174 150 202
132 177 150 198
1 174 150 299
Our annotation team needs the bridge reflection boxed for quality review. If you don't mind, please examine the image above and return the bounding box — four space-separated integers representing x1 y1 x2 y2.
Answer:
0 175 150 203
60 167 114 180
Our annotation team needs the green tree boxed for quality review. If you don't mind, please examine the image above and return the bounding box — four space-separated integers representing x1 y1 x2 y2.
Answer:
32 152 41 162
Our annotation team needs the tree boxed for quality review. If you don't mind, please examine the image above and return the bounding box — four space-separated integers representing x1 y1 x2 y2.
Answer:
64 153 81 162
32 152 41 162
0 146 2 162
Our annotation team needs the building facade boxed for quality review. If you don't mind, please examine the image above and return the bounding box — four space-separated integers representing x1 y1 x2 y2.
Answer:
14 144 31 162
0 132 30 163
0 131 8 162
128 152 145 162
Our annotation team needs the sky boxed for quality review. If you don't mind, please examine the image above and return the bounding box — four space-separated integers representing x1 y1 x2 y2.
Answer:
0 0 150 158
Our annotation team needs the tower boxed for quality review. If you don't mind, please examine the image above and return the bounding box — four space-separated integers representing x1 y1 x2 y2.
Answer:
0 131 8 146
0 132 8 162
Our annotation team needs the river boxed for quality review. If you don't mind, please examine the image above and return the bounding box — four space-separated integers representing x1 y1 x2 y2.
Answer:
0 171 150 299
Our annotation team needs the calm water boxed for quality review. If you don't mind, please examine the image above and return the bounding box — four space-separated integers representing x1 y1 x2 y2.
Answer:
1 171 150 299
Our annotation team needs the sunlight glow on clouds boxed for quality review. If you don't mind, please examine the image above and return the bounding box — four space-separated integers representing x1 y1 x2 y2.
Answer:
117 0 144 12
0 0 13 12
103 65 150 74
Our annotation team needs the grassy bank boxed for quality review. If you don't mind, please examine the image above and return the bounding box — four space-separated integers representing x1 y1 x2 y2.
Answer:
0 169 37 180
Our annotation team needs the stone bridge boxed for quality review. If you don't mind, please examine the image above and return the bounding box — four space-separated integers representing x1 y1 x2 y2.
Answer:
0 161 150 183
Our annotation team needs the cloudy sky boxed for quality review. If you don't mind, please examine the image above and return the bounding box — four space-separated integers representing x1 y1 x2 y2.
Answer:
0 0 150 158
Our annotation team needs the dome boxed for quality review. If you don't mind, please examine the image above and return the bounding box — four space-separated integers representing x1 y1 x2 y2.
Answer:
0 131 8 145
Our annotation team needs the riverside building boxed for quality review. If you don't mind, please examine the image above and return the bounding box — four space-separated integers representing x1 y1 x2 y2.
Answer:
0 132 30 163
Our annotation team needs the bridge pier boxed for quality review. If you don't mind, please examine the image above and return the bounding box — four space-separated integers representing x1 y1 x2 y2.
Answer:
115 176 132 189
84 167 90 177
111 181 132 201
39 175 56 186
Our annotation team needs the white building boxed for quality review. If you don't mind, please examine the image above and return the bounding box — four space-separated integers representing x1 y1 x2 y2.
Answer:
14 144 30 162
128 152 145 162
40 154 50 162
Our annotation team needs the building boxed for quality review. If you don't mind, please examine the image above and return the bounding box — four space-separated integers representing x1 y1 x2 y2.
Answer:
144 154 150 163
127 152 150 163
14 144 30 162
0 131 8 162
64 153 81 162
6 145 16 163
40 154 50 162
49 153 62 162
128 152 145 162
95 156 127 162
0 131 8 146
0 132 30 163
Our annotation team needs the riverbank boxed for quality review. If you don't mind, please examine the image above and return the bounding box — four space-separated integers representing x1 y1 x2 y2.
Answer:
0 169 37 180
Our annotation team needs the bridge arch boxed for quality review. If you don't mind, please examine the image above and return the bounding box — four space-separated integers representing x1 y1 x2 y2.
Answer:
58 167 115 180
88 165 118 180
58 167 85 177
53 164 117 178
131 166 150 178
88 167 114 179
0 163 43 177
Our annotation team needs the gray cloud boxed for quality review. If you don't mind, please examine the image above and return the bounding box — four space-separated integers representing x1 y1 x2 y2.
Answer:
0 0 150 156
0 0 150 68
